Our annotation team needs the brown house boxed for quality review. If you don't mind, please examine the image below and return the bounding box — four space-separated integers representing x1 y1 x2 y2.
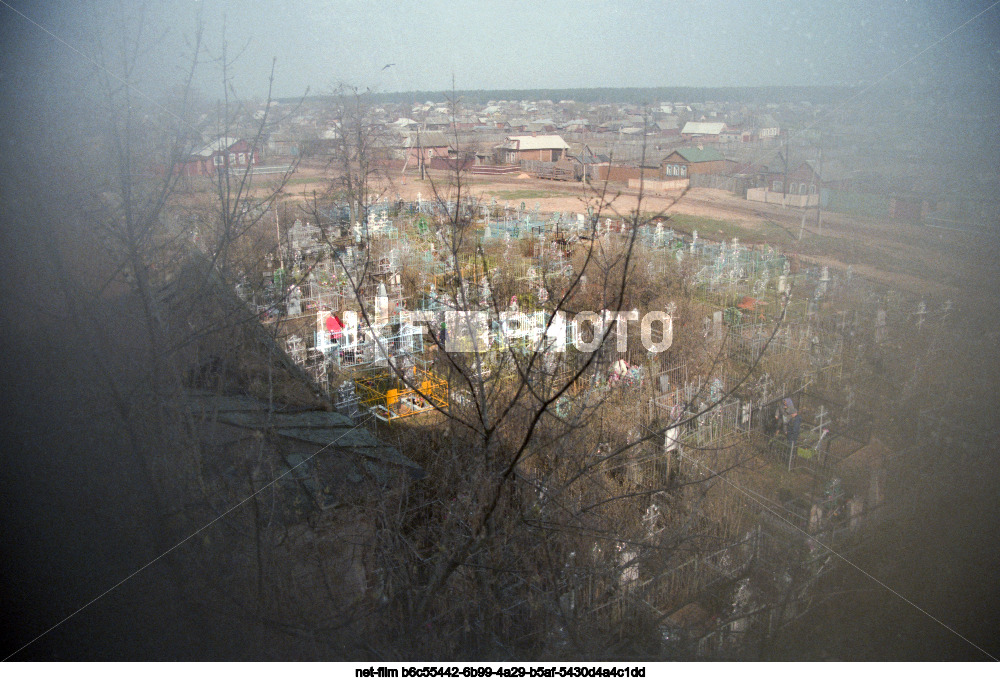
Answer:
400 131 452 167
177 137 258 176
496 134 570 164
660 147 730 179
680 121 727 142
766 161 822 195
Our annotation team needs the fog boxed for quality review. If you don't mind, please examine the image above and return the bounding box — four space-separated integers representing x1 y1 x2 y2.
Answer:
1 0 999 663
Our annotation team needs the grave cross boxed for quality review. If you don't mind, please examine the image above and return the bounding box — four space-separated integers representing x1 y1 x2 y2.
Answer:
816 405 829 430
642 504 660 535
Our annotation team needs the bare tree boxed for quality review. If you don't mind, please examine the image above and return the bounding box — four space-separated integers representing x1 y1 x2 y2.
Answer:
285 104 810 659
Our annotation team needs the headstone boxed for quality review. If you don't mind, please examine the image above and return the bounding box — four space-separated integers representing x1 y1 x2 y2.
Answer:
708 378 724 404
336 380 362 422
286 287 302 316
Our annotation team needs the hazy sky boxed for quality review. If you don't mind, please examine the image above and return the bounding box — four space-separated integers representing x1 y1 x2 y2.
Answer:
3 0 999 99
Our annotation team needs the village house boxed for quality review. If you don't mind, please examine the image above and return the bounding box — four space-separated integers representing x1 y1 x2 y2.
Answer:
177 137 258 176
753 113 781 139
680 121 727 142
654 116 682 137
496 134 570 164
747 160 822 207
719 128 747 145
399 131 453 168
562 118 591 134
766 161 822 195
660 146 731 179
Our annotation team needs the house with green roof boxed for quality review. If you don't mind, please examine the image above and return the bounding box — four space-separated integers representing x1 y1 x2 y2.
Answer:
660 146 731 179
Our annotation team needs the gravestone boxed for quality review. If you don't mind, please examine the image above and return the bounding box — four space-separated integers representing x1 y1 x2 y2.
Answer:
286 286 302 316
336 380 362 422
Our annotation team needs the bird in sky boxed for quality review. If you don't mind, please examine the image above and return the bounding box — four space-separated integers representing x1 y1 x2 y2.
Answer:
382 63 395 70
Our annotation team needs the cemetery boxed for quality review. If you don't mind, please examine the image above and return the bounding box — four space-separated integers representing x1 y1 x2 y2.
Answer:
225 187 954 656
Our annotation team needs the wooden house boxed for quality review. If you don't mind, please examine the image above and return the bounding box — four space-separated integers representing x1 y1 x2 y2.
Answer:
496 134 570 164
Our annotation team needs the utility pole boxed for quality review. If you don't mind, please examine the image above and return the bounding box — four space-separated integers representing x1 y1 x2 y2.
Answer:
815 145 823 233
275 204 284 270
419 126 425 181
783 127 790 208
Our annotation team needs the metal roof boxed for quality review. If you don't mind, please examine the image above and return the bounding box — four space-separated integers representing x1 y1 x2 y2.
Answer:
681 121 726 136
665 146 726 163
192 136 243 157
499 134 570 151
402 131 452 148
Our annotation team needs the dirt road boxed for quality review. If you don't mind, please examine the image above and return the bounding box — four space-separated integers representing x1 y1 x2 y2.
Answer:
270 168 993 298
